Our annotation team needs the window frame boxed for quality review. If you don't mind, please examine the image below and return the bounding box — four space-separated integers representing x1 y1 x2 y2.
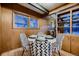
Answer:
29 17 39 29
57 7 79 35
13 11 39 29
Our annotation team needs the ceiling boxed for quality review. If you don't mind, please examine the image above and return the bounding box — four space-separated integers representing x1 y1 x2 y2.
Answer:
19 3 65 15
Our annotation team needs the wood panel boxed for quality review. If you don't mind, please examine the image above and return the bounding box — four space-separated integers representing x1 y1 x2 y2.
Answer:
62 35 71 53
0 4 2 54
1 3 42 18
57 4 79 15
62 35 79 55
70 35 79 55
0 5 48 54
1 7 21 54
70 10 72 33
49 3 77 15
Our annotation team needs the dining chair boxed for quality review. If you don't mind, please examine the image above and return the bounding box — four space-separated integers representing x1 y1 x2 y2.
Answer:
19 32 29 55
55 34 64 55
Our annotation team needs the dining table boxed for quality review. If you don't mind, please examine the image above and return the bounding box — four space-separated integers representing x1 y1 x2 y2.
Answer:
28 35 56 43
28 35 56 56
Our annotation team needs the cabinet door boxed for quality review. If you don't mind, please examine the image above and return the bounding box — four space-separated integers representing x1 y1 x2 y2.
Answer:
62 35 71 53
71 35 79 55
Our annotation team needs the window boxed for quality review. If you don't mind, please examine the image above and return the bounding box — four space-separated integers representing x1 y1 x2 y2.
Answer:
13 13 28 28
57 11 70 33
57 8 79 35
30 18 39 28
13 12 39 29
72 9 79 35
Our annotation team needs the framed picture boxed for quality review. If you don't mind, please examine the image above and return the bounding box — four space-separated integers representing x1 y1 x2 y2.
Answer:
13 12 29 28
30 18 39 28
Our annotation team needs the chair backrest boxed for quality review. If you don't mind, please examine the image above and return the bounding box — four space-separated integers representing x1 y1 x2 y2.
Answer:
19 32 29 50
37 32 46 40
56 34 64 51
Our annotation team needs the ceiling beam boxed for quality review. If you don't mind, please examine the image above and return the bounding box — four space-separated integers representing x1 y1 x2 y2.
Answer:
36 3 49 13
1 3 44 18
57 4 79 15
49 3 77 15
28 3 47 13
49 3 67 12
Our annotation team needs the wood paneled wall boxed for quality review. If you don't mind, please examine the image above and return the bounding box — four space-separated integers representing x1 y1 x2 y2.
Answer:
0 4 2 54
62 35 71 53
0 4 48 54
1 4 42 18
70 35 79 56
1 6 21 54
62 35 79 56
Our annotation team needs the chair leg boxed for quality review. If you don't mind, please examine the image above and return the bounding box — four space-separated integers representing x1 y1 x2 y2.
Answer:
22 48 25 56
58 50 61 56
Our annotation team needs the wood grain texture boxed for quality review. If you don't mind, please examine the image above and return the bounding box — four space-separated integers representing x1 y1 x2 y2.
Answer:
0 5 48 54
1 7 21 54
62 35 71 53
0 4 2 54
62 35 79 56
1 3 43 18
49 3 78 14
70 10 72 33
70 35 79 56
